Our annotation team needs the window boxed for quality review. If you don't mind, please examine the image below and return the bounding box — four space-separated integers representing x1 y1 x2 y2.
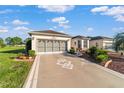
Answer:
74 42 76 45
104 43 113 49
96 42 98 47
83 40 87 48
78 40 81 48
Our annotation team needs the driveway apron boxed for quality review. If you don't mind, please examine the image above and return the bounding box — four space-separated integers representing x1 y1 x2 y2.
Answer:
36 53 124 88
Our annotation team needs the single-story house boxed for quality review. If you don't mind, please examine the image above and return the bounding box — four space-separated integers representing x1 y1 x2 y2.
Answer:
89 36 113 50
29 30 114 54
29 30 72 54
71 35 90 51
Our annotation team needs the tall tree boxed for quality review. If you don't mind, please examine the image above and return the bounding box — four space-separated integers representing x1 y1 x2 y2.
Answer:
24 38 31 44
11 36 22 45
113 32 124 52
0 38 5 48
5 37 12 45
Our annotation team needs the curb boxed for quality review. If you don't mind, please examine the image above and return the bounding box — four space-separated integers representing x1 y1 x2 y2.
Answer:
23 55 40 88
31 55 40 88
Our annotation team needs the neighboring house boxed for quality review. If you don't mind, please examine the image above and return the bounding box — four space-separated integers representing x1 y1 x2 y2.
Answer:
89 36 113 50
71 35 90 51
29 30 72 54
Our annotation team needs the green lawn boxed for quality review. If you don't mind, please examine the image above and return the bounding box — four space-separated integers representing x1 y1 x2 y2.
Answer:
0 46 32 88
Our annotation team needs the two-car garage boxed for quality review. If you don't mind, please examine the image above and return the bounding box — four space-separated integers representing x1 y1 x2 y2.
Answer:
29 30 71 54
37 39 67 52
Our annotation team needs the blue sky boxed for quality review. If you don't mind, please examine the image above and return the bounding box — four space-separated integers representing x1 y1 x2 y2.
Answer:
0 5 124 40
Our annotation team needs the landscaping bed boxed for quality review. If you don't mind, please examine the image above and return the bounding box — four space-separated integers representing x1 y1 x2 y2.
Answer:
75 47 124 75
0 46 32 88
107 52 124 74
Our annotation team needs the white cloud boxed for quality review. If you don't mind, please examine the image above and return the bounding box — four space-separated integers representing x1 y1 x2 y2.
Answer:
53 26 57 29
91 6 108 13
38 5 75 13
114 15 124 22
86 27 94 32
0 9 13 14
0 29 8 33
51 17 70 29
12 19 29 25
91 6 124 22
0 26 8 33
87 27 94 31
14 26 30 31
52 17 66 23
112 27 124 32
59 23 70 29
4 21 8 24
102 6 124 16
59 30 65 33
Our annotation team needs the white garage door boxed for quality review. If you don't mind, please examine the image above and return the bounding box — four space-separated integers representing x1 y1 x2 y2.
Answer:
37 39 67 52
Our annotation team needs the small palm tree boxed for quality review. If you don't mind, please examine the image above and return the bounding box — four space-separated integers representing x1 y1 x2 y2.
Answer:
113 32 124 52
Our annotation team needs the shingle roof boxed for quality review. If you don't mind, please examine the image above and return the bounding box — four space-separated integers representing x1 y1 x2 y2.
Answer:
29 30 71 37
72 35 90 39
90 36 113 40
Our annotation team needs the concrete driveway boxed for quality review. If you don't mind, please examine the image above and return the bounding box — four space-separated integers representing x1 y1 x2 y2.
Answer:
31 53 124 88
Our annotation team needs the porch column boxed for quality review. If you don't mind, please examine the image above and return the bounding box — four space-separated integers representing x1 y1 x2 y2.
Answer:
87 40 89 48
31 36 37 52
67 39 71 51
81 40 84 49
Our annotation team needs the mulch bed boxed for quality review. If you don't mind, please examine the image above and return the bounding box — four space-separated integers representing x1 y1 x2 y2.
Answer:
80 52 124 74
107 52 124 74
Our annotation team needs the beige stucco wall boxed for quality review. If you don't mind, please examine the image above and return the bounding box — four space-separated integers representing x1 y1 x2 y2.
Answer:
71 38 89 51
31 34 71 54
89 39 113 50
89 39 103 49
71 38 79 50
103 40 113 49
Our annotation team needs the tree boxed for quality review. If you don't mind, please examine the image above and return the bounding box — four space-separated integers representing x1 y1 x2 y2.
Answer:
24 38 31 44
5 37 12 45
0 38 5 48
113 32 124 52
11 36 22 45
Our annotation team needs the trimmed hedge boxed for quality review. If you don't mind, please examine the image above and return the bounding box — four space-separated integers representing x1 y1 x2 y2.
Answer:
69 47 75 54
28 50 35 57
88 46 109 62
96 49 107 55
96 54 109 62
89 46 97 56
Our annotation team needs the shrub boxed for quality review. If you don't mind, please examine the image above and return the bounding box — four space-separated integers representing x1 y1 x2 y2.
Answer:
96 54 109 62
69 47 75 54
28 50 35 57
96 49 108 55
17 53 23 57
26 39 31 54
89 46 97 56
0 44 6 48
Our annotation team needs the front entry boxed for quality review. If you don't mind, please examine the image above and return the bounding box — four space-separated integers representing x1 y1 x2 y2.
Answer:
37 39 67 53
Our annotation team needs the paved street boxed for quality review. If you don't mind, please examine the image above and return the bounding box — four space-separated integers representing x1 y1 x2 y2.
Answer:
35 53 124 88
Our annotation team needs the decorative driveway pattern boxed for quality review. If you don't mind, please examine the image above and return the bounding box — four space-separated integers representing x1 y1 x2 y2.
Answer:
36 53 124 88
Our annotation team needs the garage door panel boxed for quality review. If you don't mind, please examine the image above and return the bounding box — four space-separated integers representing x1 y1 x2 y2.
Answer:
46 40 53 52
37 40 45 52
60 41 67 51
53 41 60 51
